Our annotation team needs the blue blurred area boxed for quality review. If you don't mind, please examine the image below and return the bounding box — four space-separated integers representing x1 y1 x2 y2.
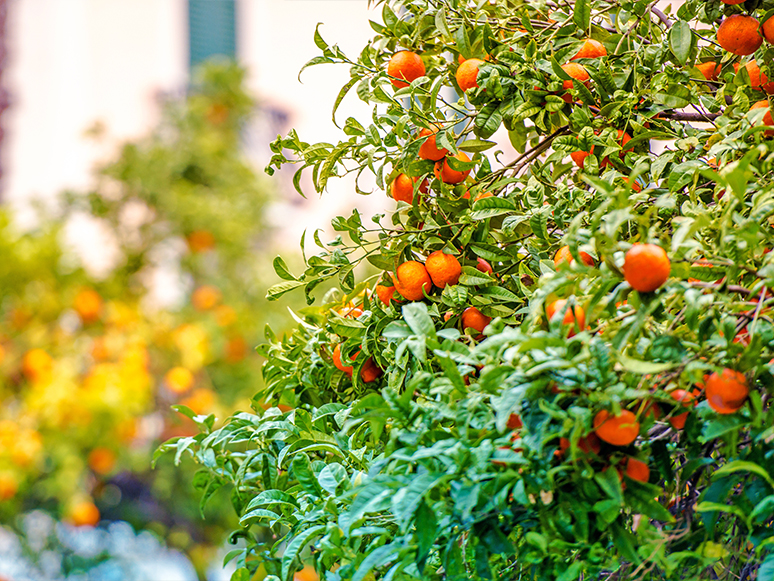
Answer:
188 0 236 70
0 512 198 581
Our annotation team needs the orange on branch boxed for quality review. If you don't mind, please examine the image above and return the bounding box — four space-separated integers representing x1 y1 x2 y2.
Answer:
390 173 416 204
375 284 396 305
434 152 471 184
764 15 774 43
560 63 590 102
704 368 749 414
625 457 650 483
554 245 595 267
393 261 432 301
387 51 425 88
593 409 640 446
623 244 670 292
456 58 484 92
418 127 449 161
546 299 586 336
750 100 774 136
717 15 763 56
476 258 494 274
571 39 607 60
332 343 354 377
360 358 383 383
425 250 462 288
735 61 774 93
696 61 721 81
461 307 491 336
668 389 699 429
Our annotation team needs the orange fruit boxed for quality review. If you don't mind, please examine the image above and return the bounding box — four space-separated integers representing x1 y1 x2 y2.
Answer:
387 51 426 88
88 447 117 475
181 388 216 414
668 389 699 429
390 173 416 204
91 337 110 361
571 39 607 60
434 152 472 184
554 245 595 267
623 244 670 292
593 409 640 446
418 127 449 161
375 284 396 305
186 230 216 253
0 473 18 500
22 348 53 383
294 565 319 581
393 261 433 301
721 0 745 4
165 366 194 394
461 307 491 336
696 61 721 81
735 61 774 93
225 335 248 363
425 250 462 288
214 304 238 327
764 15 774 43
546 299 586 336
456 58 484 92
473 191 493 202
69 500 100 527
750 100 774 136
332 343 354 377
192 285 221 311
625 457 650 482
621 177 642 192
73 289 102 324
558 433 601 456
571 130 631 168
507 413 523 430
717 15 763 56
476 258 494 274
704 368 749 414
560 63 590 102
360 357 383 383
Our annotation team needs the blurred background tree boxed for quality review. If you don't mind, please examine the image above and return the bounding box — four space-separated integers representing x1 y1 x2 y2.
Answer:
0 60 292 580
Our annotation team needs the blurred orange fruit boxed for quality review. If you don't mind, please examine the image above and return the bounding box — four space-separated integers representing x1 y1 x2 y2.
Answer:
704 368 749 414
74 289 103 324
625 457 650 482
68 500 100 527
180 388 216 415
0 473 18 500
165 366 195 394
22 349 53 383
554 245 595 267
560 63 590 102
593 409 639 446
186 230 216 253
332 344 354 377
461 307 491 336
192 285 222 311
214 305 238 327
88 447 117 475
546 299 586 336
225 335 249 363
390 173 416 204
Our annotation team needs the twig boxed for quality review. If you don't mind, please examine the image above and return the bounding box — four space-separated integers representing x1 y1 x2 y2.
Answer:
651 6 672 29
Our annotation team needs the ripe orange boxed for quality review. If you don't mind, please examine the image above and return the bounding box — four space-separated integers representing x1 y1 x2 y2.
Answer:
375 284 396 305
390 173 415 204
717 15 763 56
192 285 221 311
393 261 433 301
0 473 18 500
696 61 721 81
69 500 100 527
546 299 586 336
461 306 491 336
668 389 698 429
434 152 472 184
88 447 117 475
507 413 523 430
623 244 670 292
73 289 103 324
734 61 774 93
180 388 216 414
22 349 53 383
558 433 601 456
622 177 642 192
387 51 426 88
418 127 449 161
186 230 216 253
721 0 745 4
360 357 383 383
332 343 354 377
294 565 319 581
750 100 774 136
476 258 494 274
593 409 640 446
456 58 484 92
571 38 607 60
625 457 650 482
704 368 749 414
764 15 774 43
225 335 248 363
425 250 462 288
560 63 590 102
571 130 631 168
165 366 194 394
554 245 595 267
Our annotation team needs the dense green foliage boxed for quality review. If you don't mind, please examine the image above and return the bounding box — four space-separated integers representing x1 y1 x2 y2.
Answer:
171 1 774 579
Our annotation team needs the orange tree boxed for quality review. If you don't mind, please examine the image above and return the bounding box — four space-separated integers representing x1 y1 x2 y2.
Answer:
168 1 774 579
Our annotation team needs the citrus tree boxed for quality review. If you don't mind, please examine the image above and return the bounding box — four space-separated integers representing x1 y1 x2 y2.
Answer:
0 62 285 575
169 1 774 579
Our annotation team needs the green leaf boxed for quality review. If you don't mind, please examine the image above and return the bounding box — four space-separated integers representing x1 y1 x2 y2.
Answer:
617 354 676 374
459 139 497 153
595 468 623 505
281 525 325 581
402 302 437 340
273 256 296 281
669 21 693 65
714 460 774 488
231 568 251 581
573 0 590 31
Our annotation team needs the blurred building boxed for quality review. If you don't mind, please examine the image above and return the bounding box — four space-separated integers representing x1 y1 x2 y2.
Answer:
1 0 379 245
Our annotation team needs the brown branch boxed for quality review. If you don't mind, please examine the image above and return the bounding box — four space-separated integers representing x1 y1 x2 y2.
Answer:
651 6 672 28
659 111 721 122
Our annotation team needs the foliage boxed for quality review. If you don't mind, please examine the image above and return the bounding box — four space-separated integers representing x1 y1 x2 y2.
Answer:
173 1 774 580
0 61 283 575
